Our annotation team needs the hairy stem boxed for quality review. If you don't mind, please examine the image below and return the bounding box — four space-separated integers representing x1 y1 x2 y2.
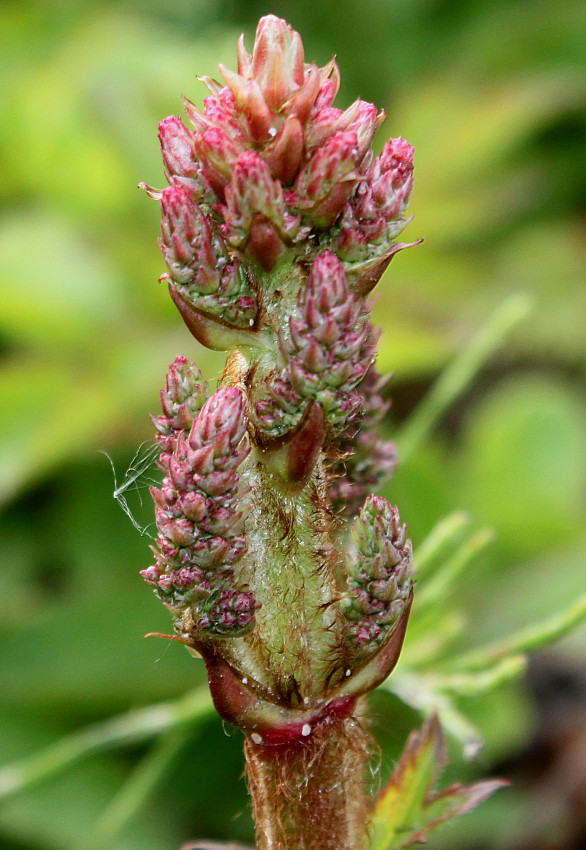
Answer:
245 707 371 850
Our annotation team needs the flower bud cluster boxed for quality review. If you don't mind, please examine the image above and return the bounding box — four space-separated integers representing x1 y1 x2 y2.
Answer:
328 359 397 518
332 138 414 265
152 356 209 461
340 496 413 649
145 15 418 708
159 185 257 329
255 251 372 438
223 151 307 271
153 14 413 296
142 381 257 636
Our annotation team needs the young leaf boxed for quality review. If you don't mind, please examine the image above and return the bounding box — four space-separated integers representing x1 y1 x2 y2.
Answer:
369 715 506 850
452 595 586 672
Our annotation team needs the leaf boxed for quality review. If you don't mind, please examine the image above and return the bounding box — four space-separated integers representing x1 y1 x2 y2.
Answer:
451 595 586 673
411 512 470 577
383 674 484 759
395 294 532 463
434 655 527 698
414 528 494 613
76 730 188 850
0 688 211 802
459 375 586 554
369 716 506 850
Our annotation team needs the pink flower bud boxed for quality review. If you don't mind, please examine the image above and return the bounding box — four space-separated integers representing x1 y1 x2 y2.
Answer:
304 250 348 310
368 137 414 222
160 186 222 291
199 586 258 636
158 116 200 186
153 356 209 453
195 127 245 198
263 115 304 184
294 131 361 228
344 101 383 160
140 566 160 586
190 535 243 569
145 379 253 627
189 387 249 461
223 152 299 267
160 515 197 547
284 63 322 126
305 98 377 155
160 187 258 330
217 65 273 143
200 88 246 145
249 15 305 109
177 490 208 523
248 214 287 271
256 252 372 438
313 72 339 112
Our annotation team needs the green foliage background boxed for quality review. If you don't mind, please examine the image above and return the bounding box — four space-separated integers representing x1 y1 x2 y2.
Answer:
0 1 584 848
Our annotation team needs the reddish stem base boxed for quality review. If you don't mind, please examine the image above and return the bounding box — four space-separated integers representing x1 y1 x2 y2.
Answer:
244 708 371 850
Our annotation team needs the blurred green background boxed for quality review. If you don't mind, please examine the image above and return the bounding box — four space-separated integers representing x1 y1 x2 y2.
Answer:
0 0 585 848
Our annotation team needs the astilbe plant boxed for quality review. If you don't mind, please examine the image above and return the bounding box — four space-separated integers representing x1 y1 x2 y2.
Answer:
140 16 500 850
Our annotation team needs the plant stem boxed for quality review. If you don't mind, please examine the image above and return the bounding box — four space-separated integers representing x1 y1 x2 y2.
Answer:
245 708 371 850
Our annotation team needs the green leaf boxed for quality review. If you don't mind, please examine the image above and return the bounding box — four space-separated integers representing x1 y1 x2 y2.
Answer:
459 376 586 555
369 716 506 850
396 294 532 463
76 730 188 850
452 595 586 673
383 674 484 758
0 688 211 802
434 656 527 698
415 528 494 613
412 512 470 577
0 212 126 351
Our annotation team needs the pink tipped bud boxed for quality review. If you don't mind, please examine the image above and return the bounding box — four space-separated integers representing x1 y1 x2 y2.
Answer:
146 382 252 626
347 101 384 159
218 65 273 143
295 131 361 228
284 62 322 126
248 214 287 271
313 62 340 111
199 586 258 636
161 357 208 417
224 152 298 251
304 250 348 312
158 116 199 186
305 97 362 150
236 33 251 76
153 356 209 453
224 151 302 268
250 15 305 109
189 387 249 463
263 115 304 184
160 186 222 292
257 252 371 438
369 137 414 221
327 355 398 517
195 127 245 198
200 88 247 145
